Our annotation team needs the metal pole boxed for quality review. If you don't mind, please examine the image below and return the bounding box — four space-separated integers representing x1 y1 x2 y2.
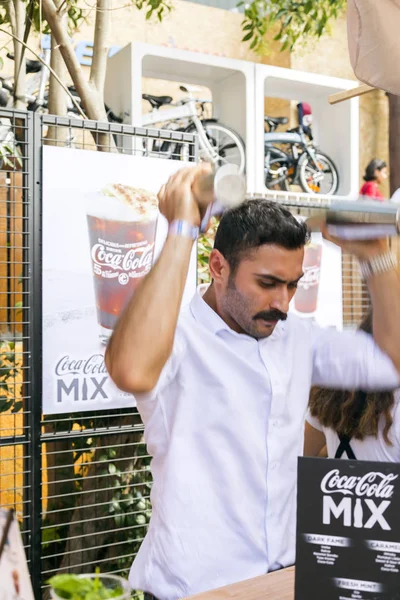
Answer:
26 110 43 599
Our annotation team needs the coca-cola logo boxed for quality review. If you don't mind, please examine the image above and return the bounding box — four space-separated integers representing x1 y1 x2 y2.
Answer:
299 265 320 289
55 354 108 376
321 469 397 500
91 243 154 274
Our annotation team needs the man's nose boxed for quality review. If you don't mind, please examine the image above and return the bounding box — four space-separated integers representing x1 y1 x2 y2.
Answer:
270 287 290 314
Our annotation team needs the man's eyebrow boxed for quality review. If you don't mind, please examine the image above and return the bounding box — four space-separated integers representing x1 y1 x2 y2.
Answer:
255 273 304 284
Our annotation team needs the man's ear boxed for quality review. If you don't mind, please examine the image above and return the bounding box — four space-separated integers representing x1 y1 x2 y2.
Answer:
209 249 230 283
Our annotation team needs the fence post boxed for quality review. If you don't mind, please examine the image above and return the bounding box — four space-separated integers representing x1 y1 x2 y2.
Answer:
26 110 43 599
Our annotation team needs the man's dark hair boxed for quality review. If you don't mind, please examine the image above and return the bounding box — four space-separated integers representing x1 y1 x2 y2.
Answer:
214 199 310 272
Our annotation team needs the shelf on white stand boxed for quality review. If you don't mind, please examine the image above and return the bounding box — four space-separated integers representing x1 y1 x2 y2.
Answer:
255 64 359 199
105 42 256 192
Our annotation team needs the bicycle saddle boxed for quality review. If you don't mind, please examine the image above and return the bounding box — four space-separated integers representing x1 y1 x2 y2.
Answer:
7 52 42 74
264 116 289 125
142 94 173 108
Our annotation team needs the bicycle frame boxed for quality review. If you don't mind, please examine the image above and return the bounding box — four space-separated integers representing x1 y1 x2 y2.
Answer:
141 100 195 127
141 96 221 164
265 127 322 176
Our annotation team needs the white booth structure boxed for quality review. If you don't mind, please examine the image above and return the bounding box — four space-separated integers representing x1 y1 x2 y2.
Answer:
255 65 359 198
105 42 256 192
105 42 360 199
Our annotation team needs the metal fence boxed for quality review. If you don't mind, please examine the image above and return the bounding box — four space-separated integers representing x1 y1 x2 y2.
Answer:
0 108 395 600
0 109 197 599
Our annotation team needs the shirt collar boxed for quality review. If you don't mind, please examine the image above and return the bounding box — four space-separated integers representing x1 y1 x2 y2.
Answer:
190 291 231 336
189 291 286 341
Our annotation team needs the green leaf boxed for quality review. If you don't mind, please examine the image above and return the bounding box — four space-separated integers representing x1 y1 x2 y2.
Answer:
250 37 259 50
135 514 147 525
242 31 253 42
304 0 313 14
114 512 125 528
108 463 117 475
11 401 23 414
239 0 345 54
0 397 13 413
281 39 290 51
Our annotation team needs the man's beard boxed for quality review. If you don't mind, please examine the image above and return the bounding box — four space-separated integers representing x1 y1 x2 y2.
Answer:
220 276 287 339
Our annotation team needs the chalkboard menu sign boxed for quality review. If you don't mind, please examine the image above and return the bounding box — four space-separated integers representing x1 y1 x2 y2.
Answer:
295 457 400 600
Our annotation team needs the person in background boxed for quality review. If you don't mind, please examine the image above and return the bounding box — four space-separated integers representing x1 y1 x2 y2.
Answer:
360 159 388 201
304 310 400 462
297 102 313 139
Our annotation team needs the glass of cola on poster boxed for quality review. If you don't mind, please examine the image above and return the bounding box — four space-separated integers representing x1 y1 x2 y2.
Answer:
294 241 323 316
86 184 159 344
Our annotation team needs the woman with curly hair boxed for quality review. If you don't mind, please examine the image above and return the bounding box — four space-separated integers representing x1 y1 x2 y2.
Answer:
304 310 400 461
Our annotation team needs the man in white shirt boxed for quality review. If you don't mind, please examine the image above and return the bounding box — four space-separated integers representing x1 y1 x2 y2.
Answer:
105 165 400 600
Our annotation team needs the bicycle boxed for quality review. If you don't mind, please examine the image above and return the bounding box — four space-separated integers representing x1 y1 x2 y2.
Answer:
0 50 122 153
141 85 246 173
264 114 339 195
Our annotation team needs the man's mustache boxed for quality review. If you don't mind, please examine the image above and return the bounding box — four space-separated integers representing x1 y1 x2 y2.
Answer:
253 309 287 322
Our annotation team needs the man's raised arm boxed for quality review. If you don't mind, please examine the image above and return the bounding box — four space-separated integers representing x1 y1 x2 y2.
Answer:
105 164 211 394
333 234 400 373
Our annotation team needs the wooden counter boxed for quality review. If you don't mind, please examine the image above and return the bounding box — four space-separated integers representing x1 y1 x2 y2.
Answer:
184 567 295 600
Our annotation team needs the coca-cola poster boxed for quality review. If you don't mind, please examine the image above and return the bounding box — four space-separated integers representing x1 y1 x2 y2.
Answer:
42 146 197 415
290 221 343 330
295 457 400 599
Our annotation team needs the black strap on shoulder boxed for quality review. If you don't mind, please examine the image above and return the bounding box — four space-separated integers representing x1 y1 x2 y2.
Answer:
334 391 367 460
334 433 357 459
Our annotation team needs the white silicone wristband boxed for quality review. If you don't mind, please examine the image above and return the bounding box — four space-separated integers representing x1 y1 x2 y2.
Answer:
168 219 199 240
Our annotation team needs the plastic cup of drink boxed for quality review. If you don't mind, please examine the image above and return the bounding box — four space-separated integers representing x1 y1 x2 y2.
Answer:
86 184 158 344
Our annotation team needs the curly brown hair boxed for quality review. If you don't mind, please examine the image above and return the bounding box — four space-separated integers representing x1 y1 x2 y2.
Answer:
309 311 395 445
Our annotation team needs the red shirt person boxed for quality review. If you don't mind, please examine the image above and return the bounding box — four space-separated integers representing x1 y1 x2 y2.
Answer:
360 158 388 201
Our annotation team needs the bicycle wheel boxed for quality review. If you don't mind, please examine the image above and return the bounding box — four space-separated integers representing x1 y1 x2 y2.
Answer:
187 120 246 173
298 151 339 195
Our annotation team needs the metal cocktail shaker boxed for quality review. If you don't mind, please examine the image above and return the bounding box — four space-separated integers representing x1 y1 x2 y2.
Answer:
306 199 400 240
157 164 246 234
191 164 247 232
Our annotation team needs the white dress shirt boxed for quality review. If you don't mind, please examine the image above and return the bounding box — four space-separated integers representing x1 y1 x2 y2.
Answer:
129 292 400 600
306 390 400 462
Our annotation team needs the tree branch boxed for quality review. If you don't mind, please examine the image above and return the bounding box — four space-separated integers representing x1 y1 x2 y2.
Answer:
12 0 26 109
41 0 112 132
6 0 17 35
0 27 86 117
90 0 111 94
47 1 69 144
